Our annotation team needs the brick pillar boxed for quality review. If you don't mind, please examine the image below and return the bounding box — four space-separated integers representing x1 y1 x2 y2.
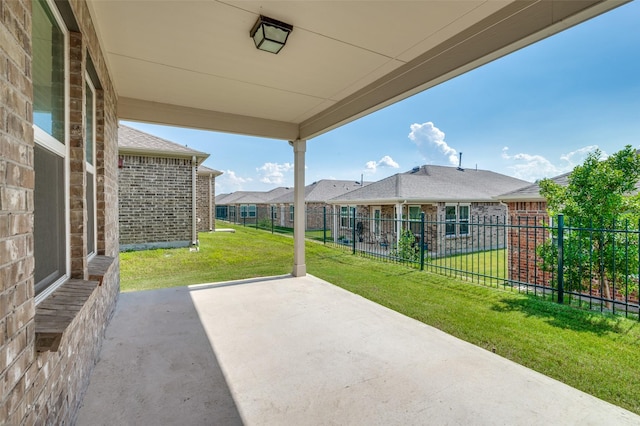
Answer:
68 32 88 279
95 89 106 255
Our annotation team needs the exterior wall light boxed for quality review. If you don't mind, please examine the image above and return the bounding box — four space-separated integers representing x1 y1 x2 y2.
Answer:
250 15 293 54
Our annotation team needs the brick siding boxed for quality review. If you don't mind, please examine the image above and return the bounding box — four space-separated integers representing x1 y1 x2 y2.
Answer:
1 0 120 423
118 155 194 249
196 172 215 232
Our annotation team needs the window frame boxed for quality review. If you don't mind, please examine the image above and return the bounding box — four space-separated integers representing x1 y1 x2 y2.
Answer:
444 203 470 237
289 205 294 222
33 0 70 305
85 73 97 259
340 205 355 229
371 206 381 236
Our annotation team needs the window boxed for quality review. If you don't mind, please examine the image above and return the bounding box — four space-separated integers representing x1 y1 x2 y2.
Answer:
371 206 381 236
33 0 69 301
239 204 255 218
408 205 422 234
445 204 470 237
271 205 278 219
289 205 294 221
85 76 96 258
340 206 355 228
459 205 470 236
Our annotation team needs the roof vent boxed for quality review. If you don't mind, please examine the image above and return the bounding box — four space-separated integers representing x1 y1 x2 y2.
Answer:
457 152 464 171
411 166 420 174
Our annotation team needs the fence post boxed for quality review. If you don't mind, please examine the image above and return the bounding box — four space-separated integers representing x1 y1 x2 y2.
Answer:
420 212 425 270
271 205 274 234
352 208 356 255
323 206 327 244
557 214 564 304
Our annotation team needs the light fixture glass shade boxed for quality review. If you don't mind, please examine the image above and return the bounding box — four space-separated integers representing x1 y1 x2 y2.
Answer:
250 15 293 54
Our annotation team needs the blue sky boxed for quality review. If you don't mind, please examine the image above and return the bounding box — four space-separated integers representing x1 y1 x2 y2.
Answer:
124 1 640 194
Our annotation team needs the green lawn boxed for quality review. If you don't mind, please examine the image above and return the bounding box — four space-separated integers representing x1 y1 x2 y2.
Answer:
120 223 640 415
428 248 508 281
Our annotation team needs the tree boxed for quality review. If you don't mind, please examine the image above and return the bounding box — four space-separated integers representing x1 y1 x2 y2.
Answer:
537 146 640 305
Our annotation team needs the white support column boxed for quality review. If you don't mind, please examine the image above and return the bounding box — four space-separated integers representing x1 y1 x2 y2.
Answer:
395 203 403 245
292 139 306 277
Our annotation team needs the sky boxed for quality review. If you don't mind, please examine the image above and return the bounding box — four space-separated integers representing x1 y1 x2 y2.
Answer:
123 1 640 194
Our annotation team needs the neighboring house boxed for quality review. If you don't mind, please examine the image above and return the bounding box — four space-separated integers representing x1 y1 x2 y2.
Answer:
499 171 640 291
329 165 529 254
197 165 223 232
118 125 215 250
216 187 292 224
269 180 369 229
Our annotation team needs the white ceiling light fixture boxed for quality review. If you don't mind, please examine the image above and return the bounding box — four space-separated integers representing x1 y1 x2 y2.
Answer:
250 15 293 54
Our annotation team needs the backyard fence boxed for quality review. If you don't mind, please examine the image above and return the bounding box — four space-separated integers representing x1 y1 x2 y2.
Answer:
217 206 640 319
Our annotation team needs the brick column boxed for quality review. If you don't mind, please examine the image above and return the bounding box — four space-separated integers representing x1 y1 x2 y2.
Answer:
68 32 88 279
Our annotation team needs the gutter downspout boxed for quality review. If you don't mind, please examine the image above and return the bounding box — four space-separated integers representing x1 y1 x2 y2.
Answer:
192 156 198 249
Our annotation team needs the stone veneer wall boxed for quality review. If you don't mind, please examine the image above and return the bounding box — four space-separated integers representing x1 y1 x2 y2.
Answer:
0 0 120 423
118 155 193 250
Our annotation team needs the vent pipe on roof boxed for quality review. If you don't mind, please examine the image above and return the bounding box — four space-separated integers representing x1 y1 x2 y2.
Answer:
457 152 464 171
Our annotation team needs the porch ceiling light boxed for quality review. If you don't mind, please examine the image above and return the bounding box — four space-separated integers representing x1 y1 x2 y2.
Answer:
250 15 293 54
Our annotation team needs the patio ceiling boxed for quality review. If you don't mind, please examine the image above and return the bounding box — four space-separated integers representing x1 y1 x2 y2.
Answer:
87 0 627 141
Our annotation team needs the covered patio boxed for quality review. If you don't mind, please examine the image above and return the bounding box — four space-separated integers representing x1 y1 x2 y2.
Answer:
83 1 637 423
76 274 639 425
87 0 630 278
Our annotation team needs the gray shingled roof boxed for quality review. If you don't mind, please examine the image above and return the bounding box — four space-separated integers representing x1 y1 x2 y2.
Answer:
269 180 370 204
118 125 209 162
216 187 292 205
197 165 223 176
497 173 570 201
498 169 640 201
329 165 530 204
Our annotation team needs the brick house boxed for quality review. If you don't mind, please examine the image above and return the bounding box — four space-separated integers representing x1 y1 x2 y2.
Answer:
118 125 216 250
329 165 529 254
269 179 369 229
197 165 223 232
498 173 568 286
499 172 640 300
215 187 292 224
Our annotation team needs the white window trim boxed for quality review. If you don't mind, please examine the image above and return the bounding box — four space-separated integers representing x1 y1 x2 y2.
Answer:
85 73 97 260
444 203 471 238
34 0 70 305
371 206 381 236
458 203 470 236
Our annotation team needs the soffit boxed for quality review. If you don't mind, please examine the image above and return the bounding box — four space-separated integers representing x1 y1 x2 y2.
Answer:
86 0 627 140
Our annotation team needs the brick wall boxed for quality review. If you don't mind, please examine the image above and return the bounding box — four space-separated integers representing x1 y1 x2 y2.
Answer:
506 202 551 286
118 155 194 250
1 0 120 423
196 172 214 232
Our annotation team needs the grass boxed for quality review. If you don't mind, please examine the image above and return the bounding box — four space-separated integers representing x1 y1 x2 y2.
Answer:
428 248 508 280
120 223 640 415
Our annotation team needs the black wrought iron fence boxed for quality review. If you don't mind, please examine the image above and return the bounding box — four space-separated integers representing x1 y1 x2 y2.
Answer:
216 205 640 318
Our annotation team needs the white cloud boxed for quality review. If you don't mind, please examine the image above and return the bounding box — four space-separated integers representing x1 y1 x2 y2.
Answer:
256 162 294 184
501 145 602 181
378 155 399 168
408 122 458 165
364 155 399 173
219 170 252 192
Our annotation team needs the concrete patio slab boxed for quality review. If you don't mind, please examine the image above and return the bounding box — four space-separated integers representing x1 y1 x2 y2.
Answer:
77 274 639 425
